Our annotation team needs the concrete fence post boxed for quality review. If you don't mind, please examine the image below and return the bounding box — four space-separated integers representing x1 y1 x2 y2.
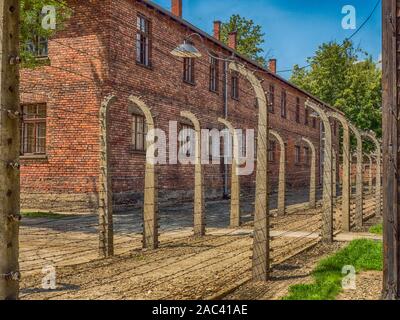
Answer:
327 112 351 232
129 96 158 249
362 132 382 216
269 130 286 215
99 94 117 258
181 111 205 237
349 123 363 227
305 100 333 243
218 118 240 228
302 137 317 209
230 62 270 281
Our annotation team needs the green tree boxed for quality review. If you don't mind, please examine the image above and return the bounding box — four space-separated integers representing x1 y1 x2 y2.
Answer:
20 0 71 67
220 14 266 66
290 40 382 141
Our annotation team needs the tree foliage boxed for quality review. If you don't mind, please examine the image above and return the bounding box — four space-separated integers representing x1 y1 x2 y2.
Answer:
20 0 71 67
220 14 267 66
290 40 382 141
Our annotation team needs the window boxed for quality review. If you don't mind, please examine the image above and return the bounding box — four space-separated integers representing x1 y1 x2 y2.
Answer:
27 35 48 58
280 90 287 118
305 108 309 125
136 15 151 66
183 57 195 84
231 72 239 100
295 145 301 164
333 121 337 136
269 84 275 113
268 140 276 162
312 117 317 129
209 56 219 92
295 97 301 123
132 114 148 151
304 147 310 165
179 124 195 157
21 104 47 155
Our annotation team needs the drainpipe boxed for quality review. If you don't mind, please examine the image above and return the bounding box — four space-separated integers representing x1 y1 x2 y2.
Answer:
223 60 229 199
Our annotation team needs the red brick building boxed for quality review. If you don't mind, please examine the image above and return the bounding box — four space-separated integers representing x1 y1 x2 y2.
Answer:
20 0 340 212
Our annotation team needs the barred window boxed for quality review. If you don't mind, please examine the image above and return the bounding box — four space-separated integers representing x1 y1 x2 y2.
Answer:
21 104 47 155
305 108 309 126
304 147 310 165
183 57 195 84
231 72 239 100
132 114 148 151
268 140 276 162
280 90 287 118
269 84 275 113
209 56 219 92
136 15 151 66
295 97 301 123
27 35 48 58
295 145 301 164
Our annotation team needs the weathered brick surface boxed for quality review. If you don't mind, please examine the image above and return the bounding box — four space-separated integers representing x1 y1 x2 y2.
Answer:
19 0 339 212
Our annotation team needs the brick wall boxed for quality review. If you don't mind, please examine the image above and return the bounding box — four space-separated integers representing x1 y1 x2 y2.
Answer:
19 0 340 213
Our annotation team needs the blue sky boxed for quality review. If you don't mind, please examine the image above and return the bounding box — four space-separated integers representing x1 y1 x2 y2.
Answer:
153 0 382 78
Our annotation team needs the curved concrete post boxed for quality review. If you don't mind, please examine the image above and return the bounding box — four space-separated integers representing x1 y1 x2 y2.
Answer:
129 95 158 250
269 130 286 215
327 112 351 232
349 123 363 227
362 132 382 216
305 99 333 243
332 152 337 201
230 62 270 281
181 111 205 237
364 154 374 194
218 118 240 227
302 137 317 209
99 94 117 258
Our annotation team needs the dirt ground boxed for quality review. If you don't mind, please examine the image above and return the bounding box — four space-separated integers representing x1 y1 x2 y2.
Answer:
18 193 379 300
337 271 382 300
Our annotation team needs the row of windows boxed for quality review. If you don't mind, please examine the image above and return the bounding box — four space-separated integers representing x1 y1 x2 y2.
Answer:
19 104 317 164
268 140 310 165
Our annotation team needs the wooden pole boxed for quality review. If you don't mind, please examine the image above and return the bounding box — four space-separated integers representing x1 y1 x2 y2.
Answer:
302 137 316 209
269 130 285 215
181 111 205 237
99 95 116 258
129 96 158 249
305 100 333 243
382 0 400 299
230 62 270 281
218 118 240 228
0 0 20 300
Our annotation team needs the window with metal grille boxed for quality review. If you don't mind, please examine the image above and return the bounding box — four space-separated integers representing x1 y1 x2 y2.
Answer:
27 35 48 58
231 72 239 100
280 90 287 118
183 57 195 84
132 114 148 151
179 124 195 157
21 104 47 155
295 145 301 164
209 56 219 92
269 84 275 113
295 97 301 123
305 108 309 125
136 15 151 67
268 140 276 162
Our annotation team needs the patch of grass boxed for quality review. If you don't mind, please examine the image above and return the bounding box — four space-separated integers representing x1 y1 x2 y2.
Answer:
22 211 77 219
369 223 383 235
283 239 383 300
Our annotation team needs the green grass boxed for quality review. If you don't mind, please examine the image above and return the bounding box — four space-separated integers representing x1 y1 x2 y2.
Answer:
283 239 383 300
21 211 77 219
369 223 383 235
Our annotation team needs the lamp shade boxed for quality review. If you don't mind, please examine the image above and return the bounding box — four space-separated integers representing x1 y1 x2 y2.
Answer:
171 42 202 58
